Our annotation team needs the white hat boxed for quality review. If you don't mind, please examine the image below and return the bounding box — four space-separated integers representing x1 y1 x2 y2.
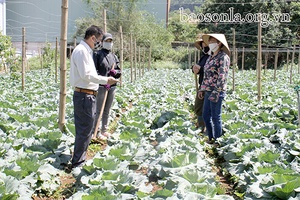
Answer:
202 34 230 56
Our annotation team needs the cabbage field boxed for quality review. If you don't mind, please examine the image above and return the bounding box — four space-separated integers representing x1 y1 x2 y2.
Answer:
0 67 300 200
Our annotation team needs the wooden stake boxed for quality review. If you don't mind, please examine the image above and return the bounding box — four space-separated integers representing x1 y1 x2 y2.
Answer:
286 49 289 71
22 27 26 92
290 45 295 84
74 37 77 48
103 9 107 33
257 16 262 101
119 26 123 87
130 33 133 82
138 46 141 78
58 0 68 132
39 47 43 71
143 48 146 76
274 48 278 81
242 47 244 72
188 44 191 69
55 37 58 83
134 38 137 81
298 48 300 74
148 45 151 71
264 50 268 74
232 28 236 91
194 50 198 92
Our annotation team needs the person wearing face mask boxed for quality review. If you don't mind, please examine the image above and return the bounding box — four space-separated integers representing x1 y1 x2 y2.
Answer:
198 34 230 145
192 34 210 133
69 26 119 176
92 33 122 140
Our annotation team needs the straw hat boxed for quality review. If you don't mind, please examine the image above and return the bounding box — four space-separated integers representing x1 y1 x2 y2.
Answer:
202 34 230 56
194 33 204 50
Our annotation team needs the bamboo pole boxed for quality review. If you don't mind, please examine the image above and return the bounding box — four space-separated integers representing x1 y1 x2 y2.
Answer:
274 48 278 81
242 47 244 72
298 48 300 74
148 45 151 71
119 26 123 87
138 46 141 78
22 27 26 92
39 48 43 71
292 45 295 65
55 37 58 83
103 9 107 33
235 48 238 68
264 50 268 74
134 38 137 81
74 37 77 48
188 44 191 69
130 33 133 82
286 49 289 71
290 45 295 84
194 50 198 92
257 15 262 101
143 48 146 76
232 28 236 91
297 90 300 127
58 0 68 132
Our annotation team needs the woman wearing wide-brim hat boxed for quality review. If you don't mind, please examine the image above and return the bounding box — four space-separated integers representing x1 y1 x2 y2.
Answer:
192 34 210 133
198 33 230 144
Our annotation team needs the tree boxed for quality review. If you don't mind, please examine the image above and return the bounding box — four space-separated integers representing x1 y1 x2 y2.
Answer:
0 33 19 73
196 0 299 48
168 8 206 42
74 0 174 61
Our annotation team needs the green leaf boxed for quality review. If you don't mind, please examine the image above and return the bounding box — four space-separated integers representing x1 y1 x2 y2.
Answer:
93 158 119 170
16 129 36 139
257 151 280 163
3 169 26 180
16 156 40 178
109 145 135 161
159 152 197 168
182 170 205 183
257 166 294 174
82 187 116 200
191 183 217 197
114 184 136 193
152 189 174 198
119 127 142 141
101 172 119 180
136 191 149 198
236 143 263 158
1 194 19 200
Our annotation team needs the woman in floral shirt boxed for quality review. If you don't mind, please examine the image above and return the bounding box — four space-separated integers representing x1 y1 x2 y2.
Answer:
198 34 230 144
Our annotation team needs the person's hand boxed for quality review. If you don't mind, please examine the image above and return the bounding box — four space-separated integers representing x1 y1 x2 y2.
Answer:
198 91 204 99
192 65 200 74
107 77 119 85
108 69 117 76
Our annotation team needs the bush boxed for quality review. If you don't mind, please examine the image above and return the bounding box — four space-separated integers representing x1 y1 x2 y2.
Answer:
0 33 18 72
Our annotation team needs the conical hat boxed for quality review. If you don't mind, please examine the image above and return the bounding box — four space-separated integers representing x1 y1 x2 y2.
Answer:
194 33 205 50
202 34 230 56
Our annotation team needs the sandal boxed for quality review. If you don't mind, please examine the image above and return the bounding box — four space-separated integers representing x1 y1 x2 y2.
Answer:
102 132 111 138
97 134 107 140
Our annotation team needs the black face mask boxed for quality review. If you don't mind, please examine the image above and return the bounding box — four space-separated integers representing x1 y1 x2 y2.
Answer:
202 46 210 54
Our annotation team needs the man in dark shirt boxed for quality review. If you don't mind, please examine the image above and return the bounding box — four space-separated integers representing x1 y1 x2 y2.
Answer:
192 35 210 133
